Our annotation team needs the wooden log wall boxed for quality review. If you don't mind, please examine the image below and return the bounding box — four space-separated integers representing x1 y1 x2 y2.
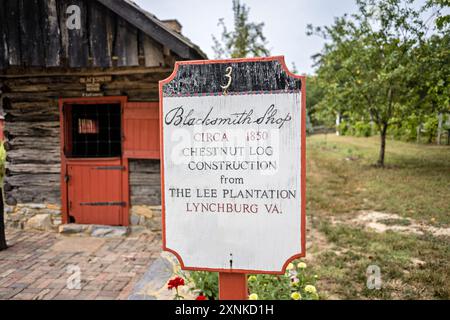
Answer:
1 69 169 206
0 0 176 70
129 160 162 206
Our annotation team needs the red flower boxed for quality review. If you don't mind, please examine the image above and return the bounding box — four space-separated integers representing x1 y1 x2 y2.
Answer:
168 277 185 290
196 295 207 300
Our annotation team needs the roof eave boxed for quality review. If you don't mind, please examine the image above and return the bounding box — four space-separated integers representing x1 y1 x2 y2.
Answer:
96 0 207 60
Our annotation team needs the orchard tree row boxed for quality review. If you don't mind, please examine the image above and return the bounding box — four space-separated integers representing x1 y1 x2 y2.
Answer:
211 0 448 167
306 0 449 166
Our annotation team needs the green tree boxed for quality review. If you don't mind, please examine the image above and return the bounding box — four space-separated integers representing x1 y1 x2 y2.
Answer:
427 0 450 30
212 0 270 58
404 32 449 143
308 0 442 166
305 75 326 127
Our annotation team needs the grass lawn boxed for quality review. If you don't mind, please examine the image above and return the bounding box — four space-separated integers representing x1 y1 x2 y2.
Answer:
305 134 450 300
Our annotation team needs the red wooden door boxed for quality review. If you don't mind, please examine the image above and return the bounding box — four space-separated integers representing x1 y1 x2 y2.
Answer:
67 160 124 226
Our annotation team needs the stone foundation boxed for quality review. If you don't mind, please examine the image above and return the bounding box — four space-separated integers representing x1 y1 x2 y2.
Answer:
130 205 162 232
4 204 162 234
59 224 130 238
5 204 62 231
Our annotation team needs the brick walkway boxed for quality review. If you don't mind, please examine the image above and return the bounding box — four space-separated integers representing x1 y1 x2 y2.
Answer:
0 229 162 300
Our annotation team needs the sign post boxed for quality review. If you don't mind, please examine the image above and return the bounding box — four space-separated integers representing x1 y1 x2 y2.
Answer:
160 56 306 300
219 273 248 300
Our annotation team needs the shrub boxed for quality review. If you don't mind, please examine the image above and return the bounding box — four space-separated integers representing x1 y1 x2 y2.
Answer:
247 261 319 300
351 121 372 137
182 260 320 300
338 121 350 136
186 271 218 300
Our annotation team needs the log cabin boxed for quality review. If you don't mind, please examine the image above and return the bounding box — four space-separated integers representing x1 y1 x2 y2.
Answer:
0 0 207 232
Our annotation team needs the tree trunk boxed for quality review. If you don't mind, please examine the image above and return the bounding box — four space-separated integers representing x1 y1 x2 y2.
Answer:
437 113 443 145
416 124 422 144
0 188 7 251
377 124 388 167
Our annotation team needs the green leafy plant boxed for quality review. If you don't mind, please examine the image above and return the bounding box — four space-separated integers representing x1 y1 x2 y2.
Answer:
212 0 270 59
351 121 373 137
307 0 449 166
338 121 350 136
182 261 320 300
248 261 319 300
186 271 219 300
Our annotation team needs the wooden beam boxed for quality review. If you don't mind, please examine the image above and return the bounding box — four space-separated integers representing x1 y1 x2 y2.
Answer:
141 35 165 68
5 0 21 66
0 0 8 69
114 17 139 67
58 0 89 68
43 0 62 67
19 0 46 67
95 0 203 59
0 66 173 79
88 1 113 68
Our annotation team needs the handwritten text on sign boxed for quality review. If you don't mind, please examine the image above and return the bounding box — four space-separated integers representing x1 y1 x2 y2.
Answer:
161 58 305 273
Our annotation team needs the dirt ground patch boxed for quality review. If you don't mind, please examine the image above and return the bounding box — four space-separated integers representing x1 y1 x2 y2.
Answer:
306 218 333 263
351 211 450 237
305 216 344 300
306 135 450 299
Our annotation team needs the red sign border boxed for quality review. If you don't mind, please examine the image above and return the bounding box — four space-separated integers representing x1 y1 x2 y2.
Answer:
159 56 306 275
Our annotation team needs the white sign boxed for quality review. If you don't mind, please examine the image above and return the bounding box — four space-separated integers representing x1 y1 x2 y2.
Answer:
160 57 305 274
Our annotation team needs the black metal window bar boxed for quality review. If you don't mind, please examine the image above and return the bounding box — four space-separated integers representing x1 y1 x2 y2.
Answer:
69 104 122 158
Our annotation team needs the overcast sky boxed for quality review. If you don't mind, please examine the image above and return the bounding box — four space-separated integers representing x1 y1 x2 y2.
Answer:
134 0 432 75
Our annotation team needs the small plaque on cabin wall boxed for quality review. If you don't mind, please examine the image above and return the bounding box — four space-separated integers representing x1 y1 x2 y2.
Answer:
80 76 112 93
160 56 306 274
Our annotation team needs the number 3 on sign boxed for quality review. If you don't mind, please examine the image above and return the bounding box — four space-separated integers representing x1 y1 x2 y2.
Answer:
221 67 233 95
